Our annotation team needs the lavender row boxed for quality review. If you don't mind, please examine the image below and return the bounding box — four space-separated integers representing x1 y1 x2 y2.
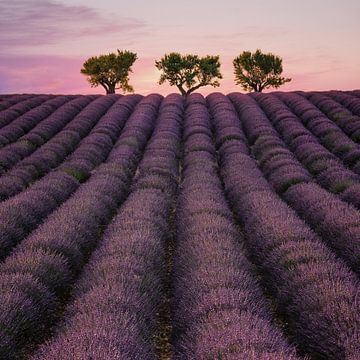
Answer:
231 93 360 276
0 95 96 178
207 92 250 157
303 91 360 142
276 92 360 175
0 94 14 99
0 96 86 174
349 90 360 98
252 93 360 206
232 93 312 194
0 95 141 261
0 95 54 128
0 95 115 199
172 93 299 359
32 94 182 360
57 94 142 176
0 94 37 111
325 90 360 116
0 94 162 359
215 93 360 359
0 96 75 148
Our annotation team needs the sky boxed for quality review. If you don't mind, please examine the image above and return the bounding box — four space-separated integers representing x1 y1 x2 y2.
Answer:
0 0 359 95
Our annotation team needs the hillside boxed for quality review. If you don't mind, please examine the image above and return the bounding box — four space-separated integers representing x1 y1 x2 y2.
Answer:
1 91 360 359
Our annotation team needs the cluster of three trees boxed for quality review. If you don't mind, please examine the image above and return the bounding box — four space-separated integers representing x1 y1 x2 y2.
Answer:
81 50 291 95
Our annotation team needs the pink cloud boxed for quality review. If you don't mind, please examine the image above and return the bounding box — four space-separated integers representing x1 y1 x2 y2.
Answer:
0 0 146 50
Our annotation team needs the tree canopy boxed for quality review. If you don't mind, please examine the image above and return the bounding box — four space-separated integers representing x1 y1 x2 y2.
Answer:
155 53 222 96
81 50 137 94
233 49 291 92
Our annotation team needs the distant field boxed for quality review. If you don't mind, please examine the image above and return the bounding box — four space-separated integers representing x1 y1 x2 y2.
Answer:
1 91 360 359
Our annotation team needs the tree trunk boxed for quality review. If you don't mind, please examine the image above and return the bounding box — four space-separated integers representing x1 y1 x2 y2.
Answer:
106 85 116 94
186 88 196 96
177 85 187 97
100 83 109 94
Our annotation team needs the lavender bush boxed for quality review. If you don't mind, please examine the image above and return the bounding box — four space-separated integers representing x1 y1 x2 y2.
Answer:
0 95 96 173
0 94 37 111
276 92 360 174
325 90 360 116
0 95 54 128
0 95 142 258
31 94 181 360
0 96 75 148
0 95 140 199
252 93 360 206
304 92 360 142
0 94 162 359
0 91 359 359
230 92 360 276
171 93 299 359
224 92 360 359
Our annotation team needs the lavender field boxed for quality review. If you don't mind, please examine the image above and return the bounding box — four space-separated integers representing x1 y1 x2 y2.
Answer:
1 91 360 360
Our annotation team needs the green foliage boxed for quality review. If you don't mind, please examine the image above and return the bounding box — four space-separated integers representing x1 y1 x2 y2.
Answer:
81 50 137 94
18 139 38 150
278 178 306 194
62 168 88 183
331 179 356 194
155 52 222 96
233 49 291 92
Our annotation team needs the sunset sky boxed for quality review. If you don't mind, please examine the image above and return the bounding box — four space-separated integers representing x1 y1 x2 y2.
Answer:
0 0 359 95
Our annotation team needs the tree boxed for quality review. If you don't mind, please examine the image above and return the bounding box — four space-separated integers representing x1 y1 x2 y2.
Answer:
233 49 291 92
155 53 222 96
81 50 137 94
